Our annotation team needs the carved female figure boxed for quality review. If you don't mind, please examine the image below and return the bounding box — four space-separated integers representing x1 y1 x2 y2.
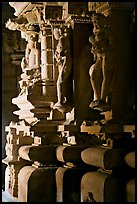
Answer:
53 27 73 112
89 13 115 112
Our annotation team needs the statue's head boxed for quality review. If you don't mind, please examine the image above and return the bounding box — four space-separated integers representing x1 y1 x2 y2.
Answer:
53 28 60 40
91 13 110 29
29 32 39 42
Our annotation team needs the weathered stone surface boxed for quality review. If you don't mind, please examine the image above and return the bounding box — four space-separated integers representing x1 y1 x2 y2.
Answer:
48 108 66 121
18 145 58 165
81 171 126 202
33 132 67 145
56 145 90 165
31 123 59 132
124 151 135 169
56 167 94 202
81 146 127 170
81 123 135 134
2 191 19 202
4 159 32 198
4 121 34 163
57 124 80 132
18 166 58 202
126 178 135 202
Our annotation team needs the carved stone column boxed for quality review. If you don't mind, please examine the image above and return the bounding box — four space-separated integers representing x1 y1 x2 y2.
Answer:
40 23 57 96
6 2 67 125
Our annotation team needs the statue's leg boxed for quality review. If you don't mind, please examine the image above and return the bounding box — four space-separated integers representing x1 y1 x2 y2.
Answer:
94 55 112 112
53 66 64 108
101 54 113 102
57 76 63 104
89 60 102 108
61 61 72 105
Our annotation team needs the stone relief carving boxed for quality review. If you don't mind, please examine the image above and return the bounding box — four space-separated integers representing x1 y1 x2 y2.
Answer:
6 16 29 33
18 25 41 96
53 26 73 113
89 13 115 112
32 7 45 25
25 33 40 68
18 63 41 96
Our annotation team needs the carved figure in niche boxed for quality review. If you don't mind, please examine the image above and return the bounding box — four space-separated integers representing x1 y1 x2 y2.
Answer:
53 27 73 112
89 13 115 112
18 28 41 96
25 33 40 68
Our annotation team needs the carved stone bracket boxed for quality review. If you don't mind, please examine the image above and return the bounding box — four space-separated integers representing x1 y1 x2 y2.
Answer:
9 2 43 17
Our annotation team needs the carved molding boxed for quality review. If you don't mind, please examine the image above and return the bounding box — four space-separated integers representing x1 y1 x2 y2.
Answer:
45 19 65 27
88 2 135 15
66 15 92 25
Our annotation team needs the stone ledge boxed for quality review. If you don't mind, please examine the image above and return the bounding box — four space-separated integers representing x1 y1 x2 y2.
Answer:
2 191 19 202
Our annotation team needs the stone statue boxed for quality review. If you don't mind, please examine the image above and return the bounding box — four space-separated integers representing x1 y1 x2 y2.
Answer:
18 32 41 96
18 80 28 96
53 27 73 112
89 13 115 112
25 33 40 68
18 57 29 95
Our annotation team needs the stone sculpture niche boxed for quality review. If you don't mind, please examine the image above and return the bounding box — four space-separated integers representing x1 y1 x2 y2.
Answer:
53 26 73 113
18 24 41 96
89 13 115 113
